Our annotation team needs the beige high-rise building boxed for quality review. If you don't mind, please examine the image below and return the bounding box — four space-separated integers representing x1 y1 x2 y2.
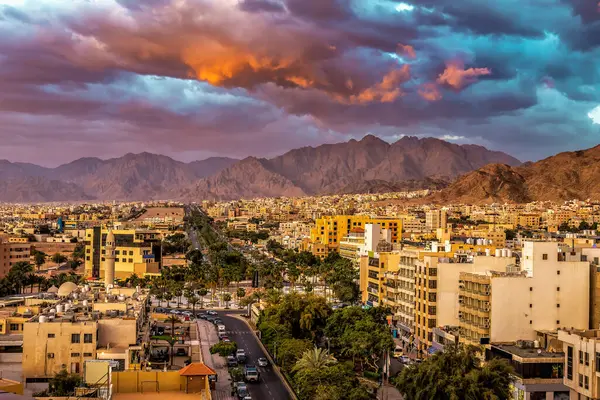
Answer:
425 209 447 231
558 329 600 400
460 242 590 346
0 238 32 278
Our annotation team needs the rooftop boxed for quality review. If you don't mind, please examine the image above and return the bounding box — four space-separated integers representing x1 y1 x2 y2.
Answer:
492 343 564 360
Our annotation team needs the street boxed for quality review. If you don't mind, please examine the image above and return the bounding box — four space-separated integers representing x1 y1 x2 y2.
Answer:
217 311 292 400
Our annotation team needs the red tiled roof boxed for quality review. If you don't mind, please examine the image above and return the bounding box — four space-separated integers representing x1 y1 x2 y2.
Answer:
178 363 216 376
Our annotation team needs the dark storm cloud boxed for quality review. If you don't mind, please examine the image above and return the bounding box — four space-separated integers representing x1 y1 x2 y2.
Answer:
0 0 598 165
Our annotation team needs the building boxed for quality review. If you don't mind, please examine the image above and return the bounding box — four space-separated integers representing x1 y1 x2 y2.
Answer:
414 253 515 355
84 228 162 279
558 329 600 400
394 250 418 348
425 209 447 231
0 238 32 279
487 341 568 400
460 242 590 346
311 215 402 259
22 283 148 381
339 224 393 264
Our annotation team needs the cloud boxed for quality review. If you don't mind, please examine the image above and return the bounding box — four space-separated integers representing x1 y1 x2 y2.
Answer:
0 0 599 164
436 60 491 91
418 83 442 101
589 105 600 124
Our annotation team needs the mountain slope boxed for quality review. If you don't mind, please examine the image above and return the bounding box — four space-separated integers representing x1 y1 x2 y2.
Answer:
187 157 239 178
428 145 600 204
0 177 93 203
179 157 305 200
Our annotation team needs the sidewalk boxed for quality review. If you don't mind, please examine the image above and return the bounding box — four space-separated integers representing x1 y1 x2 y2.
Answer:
197 320 235 400
378 383 404 400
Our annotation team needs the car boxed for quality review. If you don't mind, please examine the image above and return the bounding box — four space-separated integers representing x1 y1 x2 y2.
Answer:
227 355 238 367
244 364 259 382
184 359 192 366
236 349 247 363
182 311 193 316
237 387 249 400
207 310 218 316
393 346 404 359
213 318 223 325
170 309 180 315
206 316 216 323
399 356 411 364
221 336 231 343
257 357 269 367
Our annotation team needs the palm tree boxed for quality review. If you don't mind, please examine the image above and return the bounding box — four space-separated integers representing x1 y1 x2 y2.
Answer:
33 251 46 271
51 253 68 266
7 262 34 294
188 295 200 317
221 293 232 309
293 347 337 373
236 287 246 303
165 315 180 337
198 288 208 309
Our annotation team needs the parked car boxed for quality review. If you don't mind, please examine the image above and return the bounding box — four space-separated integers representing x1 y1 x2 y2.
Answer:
227 355 238 367
213 318 223 325
221 336 231 343
257 357 269 367
399 356 411 364
236 387 249 400
182 311 193 316
207 310 218 316
393 346 404 359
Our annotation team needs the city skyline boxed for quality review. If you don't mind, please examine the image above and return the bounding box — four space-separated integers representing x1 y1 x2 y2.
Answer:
0 0 599 165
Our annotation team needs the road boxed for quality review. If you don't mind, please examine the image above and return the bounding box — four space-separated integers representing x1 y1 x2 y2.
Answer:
217 311 292 400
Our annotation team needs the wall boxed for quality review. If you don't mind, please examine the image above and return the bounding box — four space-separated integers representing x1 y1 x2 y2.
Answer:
97 319 137 348
111 370 184 393
490 260 589 342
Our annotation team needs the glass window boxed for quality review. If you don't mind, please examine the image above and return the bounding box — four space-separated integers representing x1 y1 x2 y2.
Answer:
71 334 80 343
84 333 93 343
48 333 55 338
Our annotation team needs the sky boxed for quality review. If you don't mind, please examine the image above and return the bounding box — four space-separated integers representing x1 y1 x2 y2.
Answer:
0 0 599 166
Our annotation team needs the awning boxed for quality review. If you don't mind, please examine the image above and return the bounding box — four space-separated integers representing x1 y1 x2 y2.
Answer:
428 346 441 355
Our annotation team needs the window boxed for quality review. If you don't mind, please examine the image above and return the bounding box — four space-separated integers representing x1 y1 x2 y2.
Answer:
115 258 119 262
557 287 560 291
557 320 560 324
542 253 548 260
529 287 533 291
586 352 590 366
567 346 573 380
529 320 532 324
48 333 55 338
101 257 105 261
10 324 19 331
71 334 80 344
579 373 583 387
557 304 560 308
128 258 133 263
84 333 93 343
86 256 90 261
129 251 133 256
47 353 55 359
580 350 584 364
71 353 80 357
596 352 600 372
529 303 532 308
84 353 93 357
585 375 590 389
557 270 561 275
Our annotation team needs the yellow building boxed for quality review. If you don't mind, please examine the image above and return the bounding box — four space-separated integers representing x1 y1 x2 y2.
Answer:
518 213 542 229
0 238 32 279
84 228 162 279
311 215 402 259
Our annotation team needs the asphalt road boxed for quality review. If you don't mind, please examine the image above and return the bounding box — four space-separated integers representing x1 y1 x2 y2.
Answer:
217 311 292 400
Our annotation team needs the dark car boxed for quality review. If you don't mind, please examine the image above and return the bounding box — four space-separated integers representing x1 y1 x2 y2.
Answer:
176 348 187 356
213 318 223 325
227 355 238 367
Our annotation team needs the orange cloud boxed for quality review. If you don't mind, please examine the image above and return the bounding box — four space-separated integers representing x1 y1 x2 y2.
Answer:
437 60 491 90
344 65 411 104
418 83 442 101
396 43 416 59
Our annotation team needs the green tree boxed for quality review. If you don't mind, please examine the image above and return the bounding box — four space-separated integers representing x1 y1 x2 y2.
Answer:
393 345 513 400
33 250 47 271
187 294 200 316
293 347 337 373
72 243 85 262
277 338 312 372
7 262 34 294
236 287 246 302
221 292 232 309
51 253 67 265
47 369 82 396
198 288 209 309
210 341 237 357
165 315 180 337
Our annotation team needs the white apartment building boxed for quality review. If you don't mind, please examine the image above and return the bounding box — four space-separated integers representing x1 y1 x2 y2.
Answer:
558 329 600 400
395 249 418 346
460 242 590 346
339 224 392 263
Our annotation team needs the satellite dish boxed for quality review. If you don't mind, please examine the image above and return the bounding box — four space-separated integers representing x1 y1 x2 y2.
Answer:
537 349 542 355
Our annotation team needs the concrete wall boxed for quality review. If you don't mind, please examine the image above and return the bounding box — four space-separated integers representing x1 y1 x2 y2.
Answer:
97 319 137 348
491 260 589 342
111 371 184 393
0 353 22 363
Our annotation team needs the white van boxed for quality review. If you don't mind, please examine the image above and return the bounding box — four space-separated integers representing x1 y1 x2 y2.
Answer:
393 345 403 359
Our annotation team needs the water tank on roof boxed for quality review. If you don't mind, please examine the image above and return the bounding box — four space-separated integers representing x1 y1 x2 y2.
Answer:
56 304 64 313
82 300 89 307
117 295 126 302
502 249 508 258
39 315 48 323
64 304 70 312
485 249 491 256
495 249 502 257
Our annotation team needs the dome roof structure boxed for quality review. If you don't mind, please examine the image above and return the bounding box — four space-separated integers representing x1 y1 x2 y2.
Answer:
57 281 78 297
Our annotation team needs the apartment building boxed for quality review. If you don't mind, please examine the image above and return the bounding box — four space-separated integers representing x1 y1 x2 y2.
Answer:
425 209 447 231
22 283 148 381
414 253 515 355
486 342 568 399
558 329 600 400
459 242 590 347
0 237 32 278
310 215 402 259
84 228 162 279
339 224 393 263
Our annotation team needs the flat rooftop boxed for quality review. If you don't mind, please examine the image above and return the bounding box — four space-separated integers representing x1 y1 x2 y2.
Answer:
493 343 564 359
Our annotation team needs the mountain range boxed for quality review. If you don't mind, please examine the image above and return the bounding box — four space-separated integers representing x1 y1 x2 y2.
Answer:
0 136 522 202
426 145 600 204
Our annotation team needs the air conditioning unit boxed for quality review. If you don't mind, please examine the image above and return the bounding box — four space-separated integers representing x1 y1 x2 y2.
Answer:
483 302 491 312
